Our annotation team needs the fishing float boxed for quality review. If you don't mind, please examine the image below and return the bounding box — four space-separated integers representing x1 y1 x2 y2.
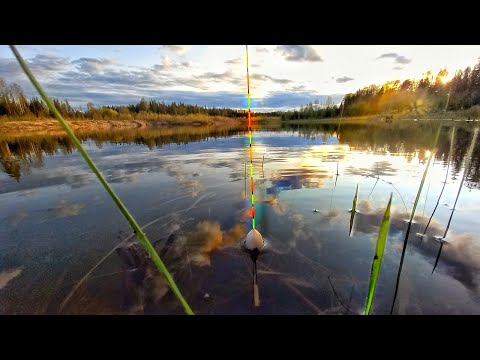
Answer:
242 45 265 307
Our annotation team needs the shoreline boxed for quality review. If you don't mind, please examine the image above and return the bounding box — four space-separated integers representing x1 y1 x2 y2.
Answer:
0 117 242 136
3 112 477 138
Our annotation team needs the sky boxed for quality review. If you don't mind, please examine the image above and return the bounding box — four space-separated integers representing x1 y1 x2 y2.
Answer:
1 45 479 112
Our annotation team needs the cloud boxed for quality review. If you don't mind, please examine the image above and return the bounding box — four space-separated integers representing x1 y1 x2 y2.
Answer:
250 73 292 84
196 70 239 82
347 201 480 291
289 85 308 92
261 196 289 216
345 160 397 177
290 213 312 245
72 58 113 73
0 52 341 110
9 210 29 226
225 57 241 65
336 76 354 83
33 65 242 103
153 56 191 72
161 45 189 55
395 56 411 64
393 66 403 70
49 199 84 218
377 53 398 59
318 208 342 226
377 52 412 64
28 54 69 71
267 167 330 195
169 220 247 266
165 164 202 197
0 54 69 80
255 47 269 53
275 45 323 62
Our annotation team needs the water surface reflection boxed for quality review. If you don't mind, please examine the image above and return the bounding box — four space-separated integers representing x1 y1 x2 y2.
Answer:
1 121 479 314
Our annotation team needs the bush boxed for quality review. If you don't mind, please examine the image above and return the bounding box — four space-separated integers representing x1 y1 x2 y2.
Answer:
465 105 480 119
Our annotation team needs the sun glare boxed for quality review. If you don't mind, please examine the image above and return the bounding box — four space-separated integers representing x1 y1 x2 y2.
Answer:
440 73 454 84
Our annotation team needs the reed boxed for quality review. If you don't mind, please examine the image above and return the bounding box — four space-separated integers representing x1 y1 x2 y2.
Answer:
420 126 456 237
389 124 442 314
432 127 479 274
349 184 359 236
365 193 392 315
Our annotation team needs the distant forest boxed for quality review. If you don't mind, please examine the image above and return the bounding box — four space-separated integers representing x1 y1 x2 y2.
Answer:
0 78 245 120
1 56 480 121
279 57 480 120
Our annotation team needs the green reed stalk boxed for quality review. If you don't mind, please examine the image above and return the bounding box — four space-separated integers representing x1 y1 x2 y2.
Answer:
365 193 392 315
422 125 456 235
390 124 442 315
349 184 358 236
432 127 479 274
10 45 194 315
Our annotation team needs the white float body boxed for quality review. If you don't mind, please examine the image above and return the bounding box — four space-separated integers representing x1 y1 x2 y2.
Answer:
244 229 265 251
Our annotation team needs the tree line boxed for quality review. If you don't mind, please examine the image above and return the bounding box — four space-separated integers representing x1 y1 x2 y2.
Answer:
280 97 341 121
341 58 480 118
0 77 246 120
2 56 480 122
282 57 480 120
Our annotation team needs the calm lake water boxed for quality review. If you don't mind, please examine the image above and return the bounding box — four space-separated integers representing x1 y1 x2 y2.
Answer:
1 121 480 314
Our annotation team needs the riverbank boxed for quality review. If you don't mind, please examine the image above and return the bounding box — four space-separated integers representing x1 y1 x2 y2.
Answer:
282 109 480 124
0 114 288 137
0 115 243 135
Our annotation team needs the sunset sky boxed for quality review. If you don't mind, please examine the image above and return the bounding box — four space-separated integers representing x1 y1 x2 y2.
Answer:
1 45 479 111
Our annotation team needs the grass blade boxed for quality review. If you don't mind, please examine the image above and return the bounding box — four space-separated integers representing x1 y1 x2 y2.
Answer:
9 45 194 315
432 127 479 274
329 163 340 209
349 184 359 236
422 180 431 215
422 126 456 236
368 177 379 197
432 241 444 275
390 124 442 315
365 193 392 315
